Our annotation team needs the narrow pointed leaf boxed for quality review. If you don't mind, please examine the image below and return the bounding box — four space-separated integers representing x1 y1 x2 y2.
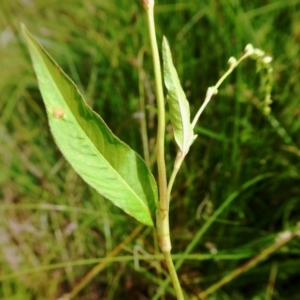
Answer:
22 24 157 226
162 37 196 155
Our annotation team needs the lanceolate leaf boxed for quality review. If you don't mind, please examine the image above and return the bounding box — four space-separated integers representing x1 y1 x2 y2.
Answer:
162 37 196 155
22 24 157 226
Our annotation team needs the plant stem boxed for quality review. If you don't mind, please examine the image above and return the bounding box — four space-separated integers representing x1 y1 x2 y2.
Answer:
167 153 184 202
163 251 184 300
144 1 184 299
144 0 170 254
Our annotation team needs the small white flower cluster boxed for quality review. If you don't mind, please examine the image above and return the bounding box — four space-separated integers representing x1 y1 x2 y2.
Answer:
245 44 274 115
228 56 237 68
245 44 272 64
276 230 292 243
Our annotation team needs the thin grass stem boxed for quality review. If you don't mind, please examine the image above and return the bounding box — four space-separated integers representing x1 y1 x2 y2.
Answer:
196 228 299 299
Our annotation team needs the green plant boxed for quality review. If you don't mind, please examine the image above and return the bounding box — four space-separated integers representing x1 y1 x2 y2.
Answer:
20 1 299 299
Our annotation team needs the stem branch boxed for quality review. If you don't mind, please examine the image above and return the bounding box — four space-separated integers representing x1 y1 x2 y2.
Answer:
192 52 252 127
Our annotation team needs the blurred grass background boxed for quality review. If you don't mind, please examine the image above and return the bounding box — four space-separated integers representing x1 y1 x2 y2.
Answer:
1 0 300 299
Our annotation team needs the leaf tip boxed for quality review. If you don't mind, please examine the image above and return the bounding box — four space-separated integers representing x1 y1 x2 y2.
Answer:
20 23 32 45
162 36 169 49
20 22 28 35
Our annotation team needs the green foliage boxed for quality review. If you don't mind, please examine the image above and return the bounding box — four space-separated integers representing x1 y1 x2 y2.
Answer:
22 25 157 227
162 36 196 156
1 0 300 299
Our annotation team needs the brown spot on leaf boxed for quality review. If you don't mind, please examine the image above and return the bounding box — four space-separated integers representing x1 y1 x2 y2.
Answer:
53 108 65 119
